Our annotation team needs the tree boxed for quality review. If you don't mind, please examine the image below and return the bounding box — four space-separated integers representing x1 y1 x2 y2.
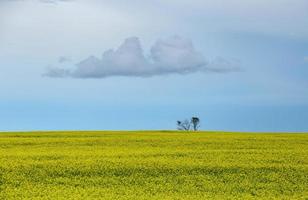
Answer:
191 117 200 131
177 119 191 131
177 117 201 131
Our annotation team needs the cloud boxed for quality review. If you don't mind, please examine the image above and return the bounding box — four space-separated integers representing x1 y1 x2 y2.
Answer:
58 56 71 63
44 36 240 78
150 36 206 75
304 56 308 63
43 67 70 78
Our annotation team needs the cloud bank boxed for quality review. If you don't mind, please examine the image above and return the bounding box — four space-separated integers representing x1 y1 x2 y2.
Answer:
44 36 240 78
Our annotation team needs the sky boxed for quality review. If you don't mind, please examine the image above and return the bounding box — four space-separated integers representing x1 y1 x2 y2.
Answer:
0 0 308 132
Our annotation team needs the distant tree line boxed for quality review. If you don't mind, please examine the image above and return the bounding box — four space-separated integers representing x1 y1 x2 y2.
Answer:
177 117 200 131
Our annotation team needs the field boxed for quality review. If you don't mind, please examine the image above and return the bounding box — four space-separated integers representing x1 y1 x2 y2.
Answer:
0 131 307 199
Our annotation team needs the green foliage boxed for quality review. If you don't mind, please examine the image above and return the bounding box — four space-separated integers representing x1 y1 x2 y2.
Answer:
0 131 307 199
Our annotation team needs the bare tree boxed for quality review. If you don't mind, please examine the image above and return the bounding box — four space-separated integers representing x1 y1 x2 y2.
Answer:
191 117 200 131
177 120 191 131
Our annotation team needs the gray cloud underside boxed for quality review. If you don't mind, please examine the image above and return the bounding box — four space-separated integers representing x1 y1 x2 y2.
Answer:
44 36 241 78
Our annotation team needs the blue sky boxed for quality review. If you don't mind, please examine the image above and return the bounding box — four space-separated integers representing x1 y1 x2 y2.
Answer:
0 0 308 131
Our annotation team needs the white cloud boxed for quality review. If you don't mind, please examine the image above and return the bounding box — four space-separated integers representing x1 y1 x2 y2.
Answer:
44 36 240 78
150 36 206 74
